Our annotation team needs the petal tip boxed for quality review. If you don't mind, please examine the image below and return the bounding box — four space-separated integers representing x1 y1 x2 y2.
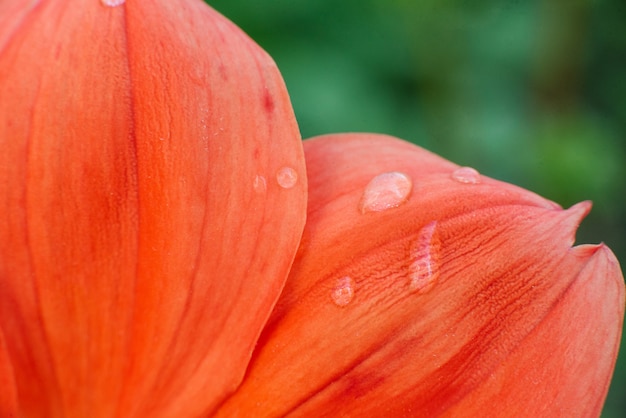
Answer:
590 244 625 288
559 200 593 247
566 200 592 219
571 242 625 304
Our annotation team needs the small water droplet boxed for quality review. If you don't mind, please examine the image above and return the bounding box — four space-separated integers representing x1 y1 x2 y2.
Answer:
101 0 125 6
359 172 412 213
451 167 481 184
276 166 298 189
331 276 355 307
409 221 440 294
253 175 267 193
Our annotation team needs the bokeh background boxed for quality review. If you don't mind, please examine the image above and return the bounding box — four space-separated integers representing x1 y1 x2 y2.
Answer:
208 0 626 415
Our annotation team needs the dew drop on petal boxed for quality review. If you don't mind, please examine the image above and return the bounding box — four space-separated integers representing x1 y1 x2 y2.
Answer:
409 221 440 294
101 0 125 7
276 166 298 189
359 171 412 213
451 167 481 184
253 175 267 194
331 276 355 307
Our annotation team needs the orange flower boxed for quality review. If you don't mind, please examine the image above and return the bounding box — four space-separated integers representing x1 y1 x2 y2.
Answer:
0 1 305 416
1 1 623 418
215 133 624 416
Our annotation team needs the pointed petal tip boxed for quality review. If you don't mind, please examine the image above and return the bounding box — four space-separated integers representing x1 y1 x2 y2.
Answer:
596 246 625 294
555 200 592 247
567 200 592 217
573 242 625 288
569 244 625 348
565 201 621 279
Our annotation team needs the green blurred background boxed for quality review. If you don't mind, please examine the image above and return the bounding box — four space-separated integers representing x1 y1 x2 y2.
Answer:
207 0 626 415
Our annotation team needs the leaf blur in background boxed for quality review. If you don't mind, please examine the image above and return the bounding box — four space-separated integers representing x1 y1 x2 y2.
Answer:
208 0 626 416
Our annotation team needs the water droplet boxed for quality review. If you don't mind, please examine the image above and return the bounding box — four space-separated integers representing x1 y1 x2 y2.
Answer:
451 167 481 184
276 166 298 189
253 175 267 193
359 172 412 213
331 276 355 307
101 0 125 6
409 221 440 294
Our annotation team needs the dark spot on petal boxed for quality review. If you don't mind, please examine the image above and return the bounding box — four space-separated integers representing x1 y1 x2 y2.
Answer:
218 64 228 81
263 90 275 114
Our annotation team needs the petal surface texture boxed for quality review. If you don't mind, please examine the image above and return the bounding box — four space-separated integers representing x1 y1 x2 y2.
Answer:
0 1 306 417
216 133 624 417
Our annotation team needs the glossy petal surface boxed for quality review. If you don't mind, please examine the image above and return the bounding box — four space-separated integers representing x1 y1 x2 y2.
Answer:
216 133 624 417
0 1 306 417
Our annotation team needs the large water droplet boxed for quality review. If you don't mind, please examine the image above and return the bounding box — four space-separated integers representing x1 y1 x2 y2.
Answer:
276 166 298 189
331 276 355 307
359 172 412 213
451 167 481 184
253 175 267 194
101 0 125 6
409 221 440 294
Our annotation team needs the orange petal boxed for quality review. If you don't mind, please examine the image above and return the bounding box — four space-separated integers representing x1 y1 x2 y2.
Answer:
443 244 624 417
0 327 18 417
0 1 305 417
215 133 624 417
